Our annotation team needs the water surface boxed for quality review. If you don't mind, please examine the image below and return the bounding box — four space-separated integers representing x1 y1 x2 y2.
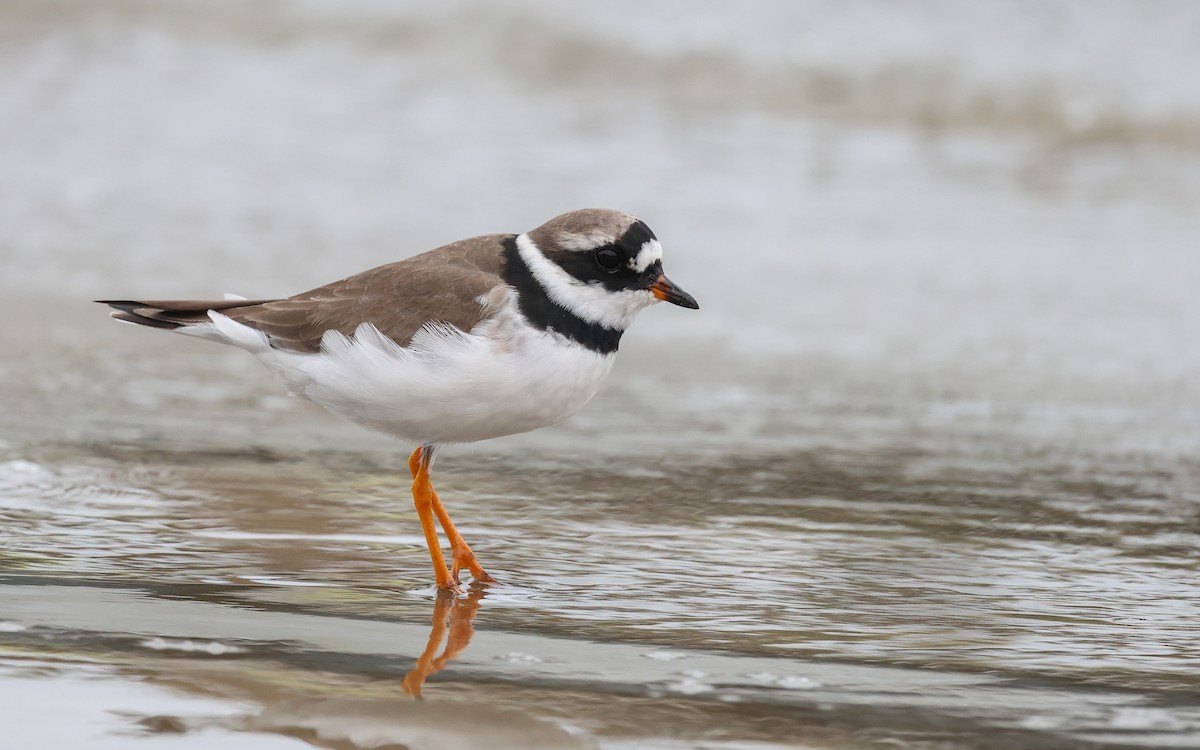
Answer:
2 1 1200 747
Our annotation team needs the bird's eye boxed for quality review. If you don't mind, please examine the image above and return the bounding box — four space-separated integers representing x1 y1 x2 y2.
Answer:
594 247 621 272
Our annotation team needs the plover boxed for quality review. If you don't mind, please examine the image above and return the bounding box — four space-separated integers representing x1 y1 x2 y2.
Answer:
99 209 698 590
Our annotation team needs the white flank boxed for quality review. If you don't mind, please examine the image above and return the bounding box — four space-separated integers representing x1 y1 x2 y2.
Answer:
516 233 657 331
175 298 617 445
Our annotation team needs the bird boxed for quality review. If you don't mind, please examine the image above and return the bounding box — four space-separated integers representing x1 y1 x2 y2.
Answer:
98 208 698 590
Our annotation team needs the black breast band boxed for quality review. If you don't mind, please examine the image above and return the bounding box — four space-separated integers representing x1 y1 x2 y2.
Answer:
500 235 623 355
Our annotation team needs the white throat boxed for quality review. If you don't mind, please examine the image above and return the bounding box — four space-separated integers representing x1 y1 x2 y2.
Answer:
515 233 656 331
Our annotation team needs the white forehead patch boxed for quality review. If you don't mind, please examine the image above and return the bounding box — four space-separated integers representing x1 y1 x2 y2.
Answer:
630 239 663 273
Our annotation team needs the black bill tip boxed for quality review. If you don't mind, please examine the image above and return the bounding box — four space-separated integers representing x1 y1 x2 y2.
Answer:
649 274 699 309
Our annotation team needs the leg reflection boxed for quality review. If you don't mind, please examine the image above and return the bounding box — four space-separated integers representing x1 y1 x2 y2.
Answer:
401 585 486 699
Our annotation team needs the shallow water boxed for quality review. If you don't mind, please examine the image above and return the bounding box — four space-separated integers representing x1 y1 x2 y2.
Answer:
3 1 1200 748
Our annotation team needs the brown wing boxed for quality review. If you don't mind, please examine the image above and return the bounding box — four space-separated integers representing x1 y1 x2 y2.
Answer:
100 234 512 353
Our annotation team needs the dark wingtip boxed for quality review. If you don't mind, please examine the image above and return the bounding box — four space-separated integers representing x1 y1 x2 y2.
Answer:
97 299 132 310
98 300 184 330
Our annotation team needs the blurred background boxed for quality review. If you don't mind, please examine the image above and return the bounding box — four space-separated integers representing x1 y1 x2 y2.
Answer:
6 0 1200 413
2 1 1200 749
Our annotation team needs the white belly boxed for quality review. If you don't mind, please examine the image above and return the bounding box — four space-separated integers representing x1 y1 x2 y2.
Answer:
255 311 616 445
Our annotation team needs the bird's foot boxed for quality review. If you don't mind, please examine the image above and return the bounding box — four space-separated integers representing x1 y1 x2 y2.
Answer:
450 544 496 586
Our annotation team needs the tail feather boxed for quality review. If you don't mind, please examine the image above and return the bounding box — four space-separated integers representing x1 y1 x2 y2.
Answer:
96 299 278 330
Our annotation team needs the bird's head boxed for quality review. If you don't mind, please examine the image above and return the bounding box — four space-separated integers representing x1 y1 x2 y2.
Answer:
521 209 699 331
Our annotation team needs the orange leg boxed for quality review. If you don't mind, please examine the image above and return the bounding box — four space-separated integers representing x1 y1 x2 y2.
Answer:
429 488 496 584
407 446 496 586
408 447 454 590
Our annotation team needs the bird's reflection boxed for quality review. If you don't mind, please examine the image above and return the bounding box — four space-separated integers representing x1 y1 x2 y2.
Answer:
402 584 486 699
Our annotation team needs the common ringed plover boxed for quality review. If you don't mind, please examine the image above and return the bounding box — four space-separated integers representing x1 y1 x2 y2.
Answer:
99 208 698 590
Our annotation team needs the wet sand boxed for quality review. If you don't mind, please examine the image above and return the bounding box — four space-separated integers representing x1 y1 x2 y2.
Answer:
3 386 1199 747
3 1 1200 747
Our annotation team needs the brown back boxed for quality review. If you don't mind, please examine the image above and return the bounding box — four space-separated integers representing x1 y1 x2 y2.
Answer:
101 234 510 353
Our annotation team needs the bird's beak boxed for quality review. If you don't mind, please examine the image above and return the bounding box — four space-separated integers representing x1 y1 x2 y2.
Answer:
649 274 699 309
